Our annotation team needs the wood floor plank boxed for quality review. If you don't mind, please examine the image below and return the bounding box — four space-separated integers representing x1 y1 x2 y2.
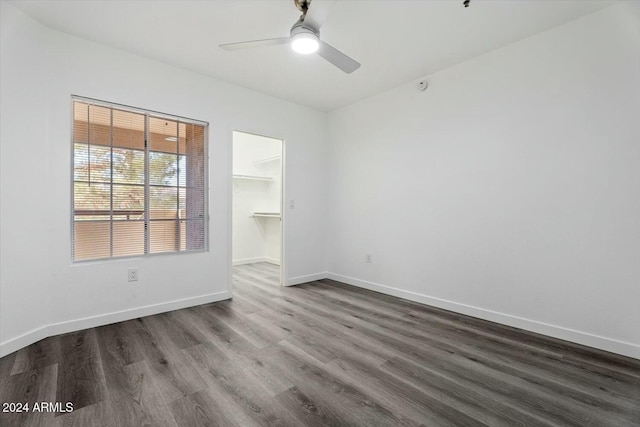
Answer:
404 307 640 378
96 328 175 427
200 361 299 426
53 399 116 427
271 340 428 427
399 309 640 388
393 314 640 404
274 385 352 427
56 330 106 412
253 308 389 369
325 357 542 427
94 322 145 367
241 352 297 398
203 300 280 349
263 291 398 364
178 342 293 427
218 292 263 314
10 336 60 376
110 360 181 427
382 355 637 427
234 264 281 288
0 349 16 379
183 305 261 366
0 364 58 427
154 310 209 350
1 262 638 426
248 309 340 364
169 386 240 427
123 317 207 404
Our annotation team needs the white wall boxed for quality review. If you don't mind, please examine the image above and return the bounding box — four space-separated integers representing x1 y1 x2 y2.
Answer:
327 2 640 359
0 2 327 357
0 2 51 358
232 131 282 265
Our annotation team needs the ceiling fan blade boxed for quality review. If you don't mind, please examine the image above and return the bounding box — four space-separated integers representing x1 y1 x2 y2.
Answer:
303 0 337 31
219 37 289 51
317 41 360 74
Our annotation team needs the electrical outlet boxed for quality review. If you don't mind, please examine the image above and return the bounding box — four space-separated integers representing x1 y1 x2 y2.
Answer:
366 254 372 263
289 199 295 209
128 268 138 282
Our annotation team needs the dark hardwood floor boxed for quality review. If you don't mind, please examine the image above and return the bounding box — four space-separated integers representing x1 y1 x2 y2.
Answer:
1 262 639 426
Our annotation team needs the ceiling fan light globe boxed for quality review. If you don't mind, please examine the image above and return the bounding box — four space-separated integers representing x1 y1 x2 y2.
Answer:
291 33 319 54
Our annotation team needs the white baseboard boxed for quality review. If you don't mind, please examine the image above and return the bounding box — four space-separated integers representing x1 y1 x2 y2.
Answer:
287 271 328 287
1 326 51 360
0 290 231 358
233 257 280 266
265 257 280 266
326 273 640 360
4 272 637 360
233 257 266 266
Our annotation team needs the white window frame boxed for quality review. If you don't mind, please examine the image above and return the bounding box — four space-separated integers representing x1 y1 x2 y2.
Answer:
71 95 209 262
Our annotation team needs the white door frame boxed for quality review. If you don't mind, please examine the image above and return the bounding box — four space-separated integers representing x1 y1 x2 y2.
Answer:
229 130 286 292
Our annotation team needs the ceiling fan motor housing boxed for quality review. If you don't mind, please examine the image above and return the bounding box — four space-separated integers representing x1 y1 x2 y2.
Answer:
290 20 319 38
290 21 320 54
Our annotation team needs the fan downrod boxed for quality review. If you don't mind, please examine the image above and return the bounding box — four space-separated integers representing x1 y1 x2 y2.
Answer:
294 0 310 19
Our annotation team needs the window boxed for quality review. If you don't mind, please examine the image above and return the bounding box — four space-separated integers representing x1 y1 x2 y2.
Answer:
72 97 207 261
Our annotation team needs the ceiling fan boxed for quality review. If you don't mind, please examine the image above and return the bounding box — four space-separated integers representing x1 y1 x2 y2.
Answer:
219 0 360 74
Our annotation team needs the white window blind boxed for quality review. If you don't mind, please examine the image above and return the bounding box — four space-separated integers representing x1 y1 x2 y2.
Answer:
72 97 207 261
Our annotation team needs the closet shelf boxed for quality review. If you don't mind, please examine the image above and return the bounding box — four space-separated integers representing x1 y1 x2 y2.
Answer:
252 155 281 166
251 212 281 218
233 174 273 182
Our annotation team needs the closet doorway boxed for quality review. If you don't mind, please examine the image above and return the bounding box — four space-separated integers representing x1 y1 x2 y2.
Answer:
232 131 284 287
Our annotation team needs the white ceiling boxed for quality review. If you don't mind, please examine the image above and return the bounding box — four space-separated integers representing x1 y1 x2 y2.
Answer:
10 0 619 112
